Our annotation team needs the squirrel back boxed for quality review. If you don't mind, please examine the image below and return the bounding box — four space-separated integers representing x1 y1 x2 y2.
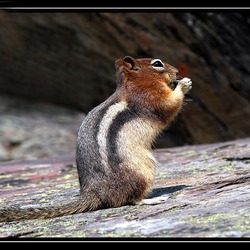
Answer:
0 56 192 222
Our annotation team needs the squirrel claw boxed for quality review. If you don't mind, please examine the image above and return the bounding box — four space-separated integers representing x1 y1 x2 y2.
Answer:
178 77 192 94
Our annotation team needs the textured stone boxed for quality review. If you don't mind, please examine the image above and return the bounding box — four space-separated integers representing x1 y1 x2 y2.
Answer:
0 137 249 238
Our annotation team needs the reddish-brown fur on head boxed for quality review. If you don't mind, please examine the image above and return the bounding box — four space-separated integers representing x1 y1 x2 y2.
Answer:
115 56 181 124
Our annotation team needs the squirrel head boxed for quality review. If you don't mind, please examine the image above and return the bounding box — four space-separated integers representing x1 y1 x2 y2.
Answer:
114 56 184 124
115 56 180 92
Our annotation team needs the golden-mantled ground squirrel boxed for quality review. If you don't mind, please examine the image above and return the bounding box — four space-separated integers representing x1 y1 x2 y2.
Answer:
0 56 192 222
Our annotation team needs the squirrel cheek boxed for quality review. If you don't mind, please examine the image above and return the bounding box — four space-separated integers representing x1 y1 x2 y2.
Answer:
163 74 171 82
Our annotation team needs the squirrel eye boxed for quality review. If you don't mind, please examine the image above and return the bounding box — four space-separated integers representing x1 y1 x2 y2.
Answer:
151 59 164 68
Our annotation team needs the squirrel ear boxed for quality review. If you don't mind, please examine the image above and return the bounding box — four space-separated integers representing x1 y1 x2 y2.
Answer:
123 56 140 71
115 56 140 71
115 58 123 71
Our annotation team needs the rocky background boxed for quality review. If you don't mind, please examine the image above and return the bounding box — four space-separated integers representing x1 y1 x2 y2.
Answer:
0 12 250 162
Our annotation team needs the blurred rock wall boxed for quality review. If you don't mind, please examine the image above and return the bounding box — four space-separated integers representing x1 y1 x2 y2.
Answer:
0 12 249 150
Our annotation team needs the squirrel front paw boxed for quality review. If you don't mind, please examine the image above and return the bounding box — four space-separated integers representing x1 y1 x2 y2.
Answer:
177 77 192 94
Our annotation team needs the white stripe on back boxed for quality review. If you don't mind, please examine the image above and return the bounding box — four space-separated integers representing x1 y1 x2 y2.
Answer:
97 101 127 171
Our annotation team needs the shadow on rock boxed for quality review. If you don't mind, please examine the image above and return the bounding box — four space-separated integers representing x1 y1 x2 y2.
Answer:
148 185 189 199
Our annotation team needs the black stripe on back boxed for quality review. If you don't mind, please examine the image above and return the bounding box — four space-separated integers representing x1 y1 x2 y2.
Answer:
76 97 117 186
107 108 139 170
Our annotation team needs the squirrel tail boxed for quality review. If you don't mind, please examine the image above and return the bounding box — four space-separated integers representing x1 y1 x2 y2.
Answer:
0 197 98 222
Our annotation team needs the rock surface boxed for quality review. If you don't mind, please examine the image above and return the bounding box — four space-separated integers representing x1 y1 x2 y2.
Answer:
0 12 249 147
0 94 84 161
0 137 249 238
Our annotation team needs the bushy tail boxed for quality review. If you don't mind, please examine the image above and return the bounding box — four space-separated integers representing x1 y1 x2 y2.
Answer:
0 198 96 222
